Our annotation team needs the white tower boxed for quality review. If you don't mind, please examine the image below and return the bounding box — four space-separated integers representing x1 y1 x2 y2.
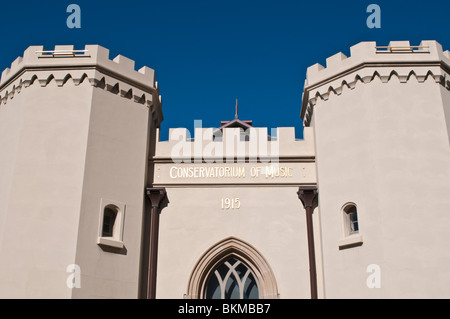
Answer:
302 41 450 298
0 45 162 298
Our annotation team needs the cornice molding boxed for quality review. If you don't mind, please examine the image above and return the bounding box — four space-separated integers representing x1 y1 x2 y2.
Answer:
0 68 164 125
301 66 450 127
301 40 450 126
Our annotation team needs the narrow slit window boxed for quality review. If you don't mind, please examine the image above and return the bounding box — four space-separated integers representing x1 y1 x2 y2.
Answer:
102 206 118 238
348 207 359 233
339 203 363 249
343 204 359 235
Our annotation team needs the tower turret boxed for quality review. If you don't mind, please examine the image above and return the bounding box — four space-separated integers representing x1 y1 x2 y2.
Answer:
302 40 450 298
0 45 162 298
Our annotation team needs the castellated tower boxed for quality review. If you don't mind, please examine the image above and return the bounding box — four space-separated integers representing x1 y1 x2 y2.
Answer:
302 41 450 298
0 45 162 298
1 40 449 300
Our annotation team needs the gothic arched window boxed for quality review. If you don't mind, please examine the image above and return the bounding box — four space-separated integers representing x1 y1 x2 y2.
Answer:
186 237 279 299
204 257 259 299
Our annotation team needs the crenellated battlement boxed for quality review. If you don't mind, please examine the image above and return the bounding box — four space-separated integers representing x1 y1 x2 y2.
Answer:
154 126 315 162
0 45 163 124
305 40 450 87
301 40 450 126
0 45 156 90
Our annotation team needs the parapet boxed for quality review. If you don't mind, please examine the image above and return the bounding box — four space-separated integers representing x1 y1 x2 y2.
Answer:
0 45 163 124
0 45 156 90
154 126 315 162
305 40 450 87
301 40 450 125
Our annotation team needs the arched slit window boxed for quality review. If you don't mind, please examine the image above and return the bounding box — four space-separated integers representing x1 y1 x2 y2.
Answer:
339 203 363 249
102 206 118 237
97 199 126 249
204 257 259 299
186 237 279 299
343 204 359 235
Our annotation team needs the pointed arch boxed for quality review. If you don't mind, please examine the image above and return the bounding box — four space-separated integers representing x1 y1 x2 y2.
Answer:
425 71 444 85
16 79 23 93
93 76 106 89
107 83 119 94
370 71 383 83
39 74 55 87
10 85 16 99
186 237 279 299
327 86 337 95
121 88 133 99
353 74 364 86
23 74 38 88
314 90 323 100
75 73 89 86
388 70 401 83
135 93 146 104
57 73 73 87
1 91 8 105
341 80 351 90
407 70 419 82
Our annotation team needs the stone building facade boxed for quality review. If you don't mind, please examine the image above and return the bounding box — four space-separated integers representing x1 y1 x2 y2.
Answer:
0 40 449 298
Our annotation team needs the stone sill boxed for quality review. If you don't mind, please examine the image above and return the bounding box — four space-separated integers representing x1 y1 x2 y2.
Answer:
339 234 363 250
97 237 124 249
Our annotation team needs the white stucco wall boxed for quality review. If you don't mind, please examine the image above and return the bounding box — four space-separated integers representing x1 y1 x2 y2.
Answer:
156 186 313 299
307 42 450 298
0 80 93 298
0 45 161 299
72 87 154 299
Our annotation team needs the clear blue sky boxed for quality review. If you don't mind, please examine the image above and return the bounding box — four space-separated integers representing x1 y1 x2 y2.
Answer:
1 0 449 140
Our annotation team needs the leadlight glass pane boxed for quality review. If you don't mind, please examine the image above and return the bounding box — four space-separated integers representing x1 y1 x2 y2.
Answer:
204 257 259 299
225 276 240 299
244 273 259 299
205 272 221 299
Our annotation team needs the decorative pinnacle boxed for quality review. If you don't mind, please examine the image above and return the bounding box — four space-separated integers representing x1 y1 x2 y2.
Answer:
235 98 238 119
